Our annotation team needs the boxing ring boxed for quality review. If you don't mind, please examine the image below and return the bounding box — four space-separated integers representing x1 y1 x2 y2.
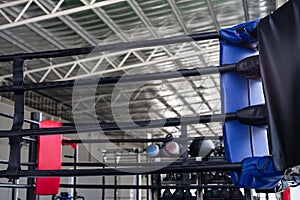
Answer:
0 1 299 199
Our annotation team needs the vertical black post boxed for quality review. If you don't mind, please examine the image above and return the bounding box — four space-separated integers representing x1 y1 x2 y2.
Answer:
197 172 203 200
73 147 77 199
102 173 105 200
146 133 151 200
151 175 155 200
181 123 190 189
146 173 149 200
244 188 253 200
114 152 117 200
156 175 161 200
8 58 25 200
151 174 160 200
135 175 139 199
265 193 269 200
12 179 19 200
136 152 140 200
102 151 106 200
26 112 41 200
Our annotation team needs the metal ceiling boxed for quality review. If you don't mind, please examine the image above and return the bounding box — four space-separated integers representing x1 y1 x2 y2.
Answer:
0 0 277 140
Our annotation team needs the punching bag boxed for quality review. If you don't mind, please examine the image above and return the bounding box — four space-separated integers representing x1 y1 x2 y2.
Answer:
258 0 300 171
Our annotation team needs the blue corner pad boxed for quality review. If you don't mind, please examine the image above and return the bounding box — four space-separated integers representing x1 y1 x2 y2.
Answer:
219 19 259 44
236 156 283 189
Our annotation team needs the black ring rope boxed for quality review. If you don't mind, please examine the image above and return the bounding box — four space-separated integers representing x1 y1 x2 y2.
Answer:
0 32 219 62
0 162 241 178
62 136 223 144
0 113 235 137
0 64 235 92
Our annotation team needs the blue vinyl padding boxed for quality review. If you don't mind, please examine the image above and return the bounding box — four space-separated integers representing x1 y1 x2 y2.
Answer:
237 156 283 189
219 19 259 44
219 20 269 184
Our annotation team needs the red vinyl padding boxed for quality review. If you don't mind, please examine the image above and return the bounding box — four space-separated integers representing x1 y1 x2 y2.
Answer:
62 137 77 150
282 187 290 200
35 120 62 195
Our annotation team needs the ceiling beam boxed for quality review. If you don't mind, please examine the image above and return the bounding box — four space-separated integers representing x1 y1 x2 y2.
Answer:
204 0 220 30
0 0 29 9
0 0 126 30
167 0 190 34
5 6 68 49
0 50 208 81
39 0 98 45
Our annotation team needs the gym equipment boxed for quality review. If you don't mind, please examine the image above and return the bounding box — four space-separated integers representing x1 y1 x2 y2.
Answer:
55 192 72 200
190 174 197 183
230 188 243 198
160 145 180 157
189 139 215 159
146 143 160 157
224 173 232 184
214 144 225 157
205 189 219 198
147 134 181 158
172 188 183 199
162 189 172 198
258 0 300 171
35 120 62 195
183 189 192 198
164 141 181 156
214 172 225 182
202 173 213 184
163 174 174 182
219 188 231 200
174 173 183 182
205 189 214 199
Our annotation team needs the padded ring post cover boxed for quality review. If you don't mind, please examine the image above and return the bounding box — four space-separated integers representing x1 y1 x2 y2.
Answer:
219 19 269 184
35 120 62 195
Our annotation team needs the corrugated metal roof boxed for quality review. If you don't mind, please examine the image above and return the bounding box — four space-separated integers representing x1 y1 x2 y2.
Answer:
0 0 277 140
